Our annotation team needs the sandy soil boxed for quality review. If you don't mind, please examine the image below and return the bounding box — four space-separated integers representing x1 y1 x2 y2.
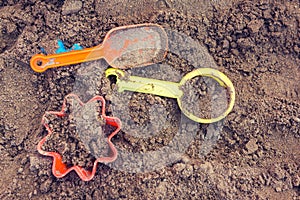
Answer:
0 0 299 199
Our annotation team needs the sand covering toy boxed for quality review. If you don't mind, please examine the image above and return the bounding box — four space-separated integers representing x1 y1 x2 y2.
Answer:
30 23 168 72
106 68 235 124
38 94 121 181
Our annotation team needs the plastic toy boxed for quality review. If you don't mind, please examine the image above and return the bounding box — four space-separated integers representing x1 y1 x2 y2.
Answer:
30 23 168 72
55 40 83 54
37 94 122 181
105 68 235 123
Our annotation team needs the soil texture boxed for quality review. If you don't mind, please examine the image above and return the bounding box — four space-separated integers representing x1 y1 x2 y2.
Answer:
0 0 299 199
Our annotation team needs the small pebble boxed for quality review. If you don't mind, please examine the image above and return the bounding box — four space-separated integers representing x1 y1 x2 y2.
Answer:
245 138 258 154
247 19 264 33
17 167 23 173
173 163 186 172
62 0 83 15
20 156 28 165
222 39 230 49
275 187 282 192
293 117 300 123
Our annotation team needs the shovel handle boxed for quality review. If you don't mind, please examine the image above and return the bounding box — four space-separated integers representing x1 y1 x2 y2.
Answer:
30 47 103 73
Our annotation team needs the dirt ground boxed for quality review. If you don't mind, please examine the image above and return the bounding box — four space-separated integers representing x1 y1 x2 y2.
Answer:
0 0 299 199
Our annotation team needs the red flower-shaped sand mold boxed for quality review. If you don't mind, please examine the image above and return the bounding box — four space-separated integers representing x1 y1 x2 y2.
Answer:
37 94 121 181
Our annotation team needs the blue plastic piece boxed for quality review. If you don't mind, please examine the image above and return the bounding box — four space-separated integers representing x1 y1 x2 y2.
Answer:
56 40 68 54
72 43 83 51
55 40 83 54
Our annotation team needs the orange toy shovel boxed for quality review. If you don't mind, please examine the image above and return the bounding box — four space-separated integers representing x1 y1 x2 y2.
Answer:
30 23 168 73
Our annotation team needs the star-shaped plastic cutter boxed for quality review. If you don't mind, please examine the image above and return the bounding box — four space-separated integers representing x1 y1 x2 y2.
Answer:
37 94 122 181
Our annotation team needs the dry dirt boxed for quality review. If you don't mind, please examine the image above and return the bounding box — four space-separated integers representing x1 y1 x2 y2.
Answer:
0 0 299 199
